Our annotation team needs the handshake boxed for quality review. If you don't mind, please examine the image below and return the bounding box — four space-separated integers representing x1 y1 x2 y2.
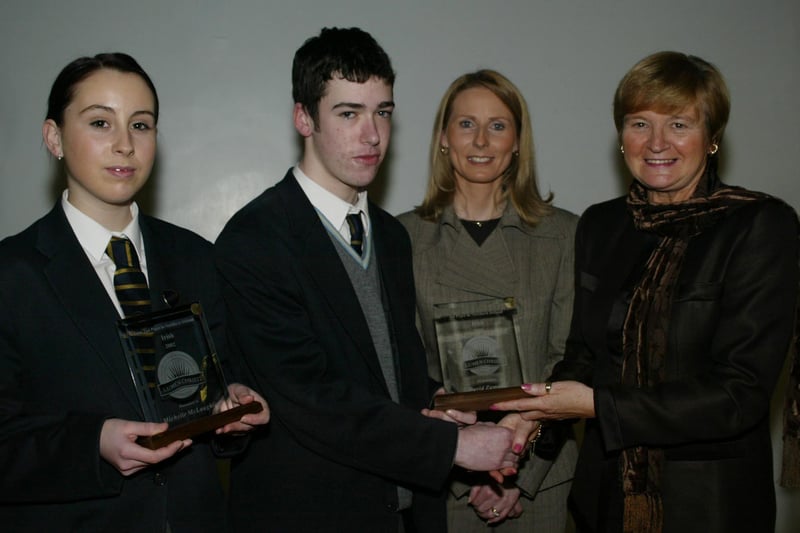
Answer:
422 387 542 477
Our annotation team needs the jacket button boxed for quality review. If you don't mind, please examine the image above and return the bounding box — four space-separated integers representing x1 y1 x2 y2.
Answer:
153 472 167 486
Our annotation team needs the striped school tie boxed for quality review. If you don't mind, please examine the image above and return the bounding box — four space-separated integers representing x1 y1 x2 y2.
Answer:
345 213 364 256
107 237 156 388
107 237 152 317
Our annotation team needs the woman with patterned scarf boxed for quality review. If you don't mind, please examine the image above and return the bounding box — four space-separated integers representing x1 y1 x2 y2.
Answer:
493 51 799 532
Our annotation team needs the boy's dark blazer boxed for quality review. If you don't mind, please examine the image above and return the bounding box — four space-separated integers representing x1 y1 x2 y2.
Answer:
217 171 458 533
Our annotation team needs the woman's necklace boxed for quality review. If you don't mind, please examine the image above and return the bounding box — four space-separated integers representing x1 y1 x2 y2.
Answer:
454 194 505 242
459 217 501 245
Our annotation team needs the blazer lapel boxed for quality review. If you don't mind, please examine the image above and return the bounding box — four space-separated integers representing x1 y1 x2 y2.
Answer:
37 206 142 413
580 205 657 351
277 177 388 389
138 217 175 312
433 208 518 298
594 212 655 299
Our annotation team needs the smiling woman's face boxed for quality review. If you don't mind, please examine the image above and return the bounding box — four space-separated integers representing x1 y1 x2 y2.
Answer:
621 105 712 204
442 87 518 188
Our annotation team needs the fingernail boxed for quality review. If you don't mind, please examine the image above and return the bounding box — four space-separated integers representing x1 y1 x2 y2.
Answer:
513 443 523 454
521 383 532 391
488 405 498 411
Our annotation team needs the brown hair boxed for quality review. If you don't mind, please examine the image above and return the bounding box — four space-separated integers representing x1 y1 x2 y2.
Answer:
47 52 158 126
613 51 730 144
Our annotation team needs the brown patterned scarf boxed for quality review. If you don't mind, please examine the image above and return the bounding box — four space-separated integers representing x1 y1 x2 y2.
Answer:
621 170 769 533
781 278 800 488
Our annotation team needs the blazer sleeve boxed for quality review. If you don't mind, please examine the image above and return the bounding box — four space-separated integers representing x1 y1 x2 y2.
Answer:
516 213 578 496
550 210 600 386
0 262 123 502
544 214 578 379
594 200 798 451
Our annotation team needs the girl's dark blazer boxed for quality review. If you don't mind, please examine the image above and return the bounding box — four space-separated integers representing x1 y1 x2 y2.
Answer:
0 203 230 532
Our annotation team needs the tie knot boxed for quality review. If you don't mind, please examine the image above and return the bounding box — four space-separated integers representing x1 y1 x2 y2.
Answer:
107 237 140 269
107 236 151 317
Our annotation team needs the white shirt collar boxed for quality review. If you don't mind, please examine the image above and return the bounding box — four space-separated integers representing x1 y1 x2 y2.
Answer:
60 189 146 267
292 166 370 236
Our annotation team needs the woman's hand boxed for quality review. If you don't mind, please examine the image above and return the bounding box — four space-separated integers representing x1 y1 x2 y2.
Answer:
492 380 596 421
99 419 190 476
469 482 523 525
497 413 541 455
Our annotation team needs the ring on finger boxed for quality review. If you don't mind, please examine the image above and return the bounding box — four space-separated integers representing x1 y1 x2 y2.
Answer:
490 507 500 517
544 381 552 394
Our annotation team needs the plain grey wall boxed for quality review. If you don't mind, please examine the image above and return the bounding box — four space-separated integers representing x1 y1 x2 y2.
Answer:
1 1 798 530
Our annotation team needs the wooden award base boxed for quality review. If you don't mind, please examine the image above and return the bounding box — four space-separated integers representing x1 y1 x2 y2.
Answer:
433 386 530 412
136 402 264 450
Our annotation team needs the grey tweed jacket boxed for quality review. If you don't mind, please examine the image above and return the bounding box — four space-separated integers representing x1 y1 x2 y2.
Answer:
399 203 579 532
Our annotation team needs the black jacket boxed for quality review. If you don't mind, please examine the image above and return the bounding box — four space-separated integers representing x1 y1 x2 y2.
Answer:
216 172 458 533
553 191 798 532
0 203 230 532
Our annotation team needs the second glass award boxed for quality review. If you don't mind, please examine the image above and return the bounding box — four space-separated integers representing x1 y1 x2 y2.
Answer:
433 297 523 392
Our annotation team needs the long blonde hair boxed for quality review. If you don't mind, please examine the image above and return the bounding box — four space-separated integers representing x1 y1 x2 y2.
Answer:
415 69 552 224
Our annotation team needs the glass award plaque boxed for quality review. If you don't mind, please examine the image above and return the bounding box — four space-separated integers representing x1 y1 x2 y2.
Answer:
432 297 525 411
117 302 261 449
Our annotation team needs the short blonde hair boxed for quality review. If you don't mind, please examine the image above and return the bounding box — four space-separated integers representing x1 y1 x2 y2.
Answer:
415 69 552 224
613 51 730 144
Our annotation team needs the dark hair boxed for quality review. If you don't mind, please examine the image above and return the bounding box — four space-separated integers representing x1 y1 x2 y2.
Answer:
291 27 395 124
613 51 729 144
416 69 552 225
46 52 159 126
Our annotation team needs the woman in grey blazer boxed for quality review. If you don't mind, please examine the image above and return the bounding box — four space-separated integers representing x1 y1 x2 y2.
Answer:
399 70 577 532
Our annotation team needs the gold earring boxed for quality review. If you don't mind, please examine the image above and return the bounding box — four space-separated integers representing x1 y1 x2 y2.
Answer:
709 143 719 155
619 145 625 155
440 146 449 155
